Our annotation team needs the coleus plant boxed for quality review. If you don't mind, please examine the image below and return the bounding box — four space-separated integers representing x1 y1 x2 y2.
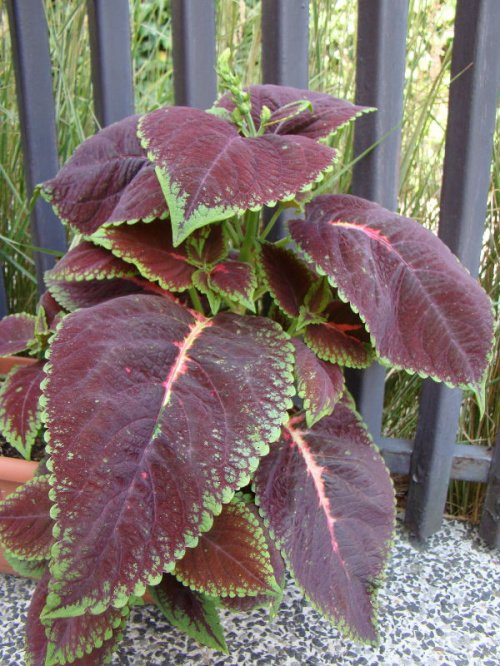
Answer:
0 58 494 665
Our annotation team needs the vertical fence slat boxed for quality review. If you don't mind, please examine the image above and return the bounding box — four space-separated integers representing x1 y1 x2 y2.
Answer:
261 0 309 89
0 271 7 319
345 0 409 441
479 430 500 547
6 0 66 295
406 0 500 540
86 0 135 127
261 0 309 242
171 0 217 109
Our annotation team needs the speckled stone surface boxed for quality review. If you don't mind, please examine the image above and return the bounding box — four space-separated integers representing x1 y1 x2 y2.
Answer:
1 515 499 665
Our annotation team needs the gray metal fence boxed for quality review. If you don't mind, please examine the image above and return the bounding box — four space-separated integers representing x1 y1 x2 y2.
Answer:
3 0 499 547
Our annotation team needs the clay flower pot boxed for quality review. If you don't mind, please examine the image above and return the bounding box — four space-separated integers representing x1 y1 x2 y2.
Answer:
0 355 38 375
0 456 38 574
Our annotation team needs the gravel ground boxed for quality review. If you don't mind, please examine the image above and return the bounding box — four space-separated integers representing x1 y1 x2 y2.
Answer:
1 514 499 665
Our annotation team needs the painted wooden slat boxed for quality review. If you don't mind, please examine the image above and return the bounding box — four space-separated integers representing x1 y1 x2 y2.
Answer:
261 0 309 242
381 439 493 484
171 0 217 109
261 0 309 89
0 270 7 319
405 0 500 540
5 0 66 295
479 431 500 547
86 0 135 127
346 0 409 441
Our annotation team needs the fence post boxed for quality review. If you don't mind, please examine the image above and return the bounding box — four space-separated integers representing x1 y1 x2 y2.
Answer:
405 0 500 540
479 430 500 547
261 0 309 242
171 0 217 109
86 0 135 127
6 0 67 296
346 0 409 441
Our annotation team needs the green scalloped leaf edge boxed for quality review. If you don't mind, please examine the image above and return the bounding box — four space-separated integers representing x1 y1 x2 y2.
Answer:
39 313 295 618
174 495 282 599
148 580 228 654
0 364 43 459
297 244 490 397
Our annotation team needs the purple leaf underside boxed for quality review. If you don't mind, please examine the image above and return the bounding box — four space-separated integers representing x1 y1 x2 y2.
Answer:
292 338 344 427
253 398 395 643
149 574 227 653
26 571 128 666
0 313 36 356
258 242 315 318
91 218 195 291
290 195 494 391
40 115 167 235
46 275 147 312
174 495 280 598
42 294 294 617
217 84 370 140
36 291 66 332
304 301 374 368
0 475 54 561
0 360 45 458
138 106 336 245
45 241 138 283
186 224 228 266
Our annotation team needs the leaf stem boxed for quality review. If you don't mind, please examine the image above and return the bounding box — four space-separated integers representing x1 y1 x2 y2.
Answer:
188 288 205 315
239 210 260 263
260 205 286 240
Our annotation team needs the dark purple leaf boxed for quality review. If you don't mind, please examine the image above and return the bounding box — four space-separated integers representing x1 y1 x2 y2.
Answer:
253 397 395 643
303 278 332 317
304 301 374 368
186 224 228 266
0 475 53 560
149 574 227 653
207 259 257 310
217 84 370 139
46 275 146 312
175 495 280 598
0 313 36 356
138 106 336 245
40 115 167 235
45 241 138 283
26 571 128 666
218 494 286 616
92 218 195 291
0 360 45 458
290 195 494 393
42 294 294 618
292 338 344 426
258 243 315 318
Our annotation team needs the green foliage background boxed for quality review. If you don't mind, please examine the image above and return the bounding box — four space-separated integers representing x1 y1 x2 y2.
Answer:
0 0 498 520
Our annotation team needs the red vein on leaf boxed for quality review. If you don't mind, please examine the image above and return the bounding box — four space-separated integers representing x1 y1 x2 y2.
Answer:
328 220 411 268
284 420 345 564
161 319 210 407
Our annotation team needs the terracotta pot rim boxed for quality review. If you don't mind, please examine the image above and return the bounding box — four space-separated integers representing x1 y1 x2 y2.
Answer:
0 355 38 375
0 456 38 484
